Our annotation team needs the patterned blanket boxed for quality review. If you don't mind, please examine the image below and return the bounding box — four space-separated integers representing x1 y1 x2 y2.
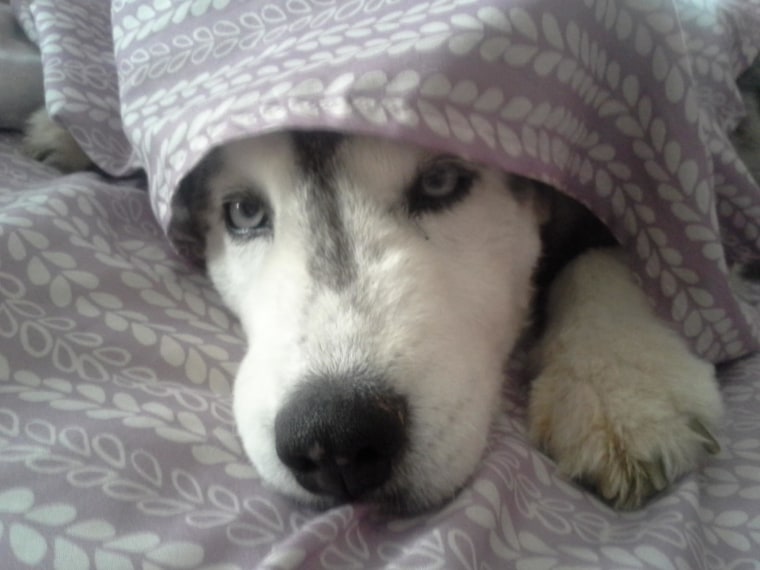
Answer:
13 0 760 364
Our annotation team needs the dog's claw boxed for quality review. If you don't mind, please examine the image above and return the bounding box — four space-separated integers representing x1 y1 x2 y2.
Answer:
643 459 669 493
689 418 720 455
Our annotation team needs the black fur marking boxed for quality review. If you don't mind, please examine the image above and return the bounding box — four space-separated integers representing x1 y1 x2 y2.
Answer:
733 57 760 160
523 176 617 333
292 131 357 291
168 148 224 265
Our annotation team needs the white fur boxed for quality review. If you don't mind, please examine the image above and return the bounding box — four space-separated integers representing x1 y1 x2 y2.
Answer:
528 249 723 509
204 134 543 510
22 108 91 172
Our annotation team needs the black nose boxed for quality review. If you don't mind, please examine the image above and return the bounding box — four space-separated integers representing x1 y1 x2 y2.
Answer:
274 379 408 501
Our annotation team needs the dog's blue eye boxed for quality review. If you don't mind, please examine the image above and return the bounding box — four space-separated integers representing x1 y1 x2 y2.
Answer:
224 198 270 237
408 161 476 215
421 165 461 197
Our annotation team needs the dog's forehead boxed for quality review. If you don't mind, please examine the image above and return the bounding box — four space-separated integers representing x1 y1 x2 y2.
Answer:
334 134 431 188
289 131 432 194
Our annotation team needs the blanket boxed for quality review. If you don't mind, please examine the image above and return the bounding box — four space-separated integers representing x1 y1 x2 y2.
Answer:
12 0 760 364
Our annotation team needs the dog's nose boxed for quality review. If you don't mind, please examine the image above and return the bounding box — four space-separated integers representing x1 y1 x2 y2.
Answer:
274 379 408 500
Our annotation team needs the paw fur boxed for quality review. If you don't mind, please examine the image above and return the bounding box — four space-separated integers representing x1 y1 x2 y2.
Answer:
22 108 91 172
528 249 723 510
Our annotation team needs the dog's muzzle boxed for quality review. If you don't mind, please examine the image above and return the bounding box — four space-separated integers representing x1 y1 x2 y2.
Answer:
274 377 408 501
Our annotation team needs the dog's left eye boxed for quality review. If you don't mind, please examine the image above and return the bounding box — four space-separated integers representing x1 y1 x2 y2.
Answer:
224 198 271 237
408 161 476 215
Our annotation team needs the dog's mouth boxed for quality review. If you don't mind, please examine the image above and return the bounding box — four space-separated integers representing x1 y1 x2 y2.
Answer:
283 470 462 516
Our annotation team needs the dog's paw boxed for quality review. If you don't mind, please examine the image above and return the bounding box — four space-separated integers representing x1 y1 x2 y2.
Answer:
528 248 724 509
529 355 721 509
22 108 91 172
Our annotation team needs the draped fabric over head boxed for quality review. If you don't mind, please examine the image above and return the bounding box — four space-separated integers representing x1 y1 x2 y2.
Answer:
13 0 760 363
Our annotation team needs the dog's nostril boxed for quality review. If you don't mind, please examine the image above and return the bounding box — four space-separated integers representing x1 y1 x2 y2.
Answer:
274 378 408 501
354 446 378 465
291 456 318 473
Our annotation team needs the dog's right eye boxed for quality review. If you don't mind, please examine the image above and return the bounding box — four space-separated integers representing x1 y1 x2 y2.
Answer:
407 160 477 216
223 198 271 238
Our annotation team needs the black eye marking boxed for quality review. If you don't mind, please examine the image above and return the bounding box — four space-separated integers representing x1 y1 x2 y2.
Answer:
407 158 478 216
222 191 272 239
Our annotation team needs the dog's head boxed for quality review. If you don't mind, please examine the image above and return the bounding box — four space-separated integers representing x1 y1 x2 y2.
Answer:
179 131 547 512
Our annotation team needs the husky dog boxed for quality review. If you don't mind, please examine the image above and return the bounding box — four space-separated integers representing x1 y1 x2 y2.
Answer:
22 63 760 512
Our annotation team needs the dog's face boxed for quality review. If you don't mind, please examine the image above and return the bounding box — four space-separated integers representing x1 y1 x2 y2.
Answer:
198 131 545 512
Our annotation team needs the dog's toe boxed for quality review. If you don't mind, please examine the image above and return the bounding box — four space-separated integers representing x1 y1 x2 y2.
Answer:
689 417 721 455
588 421 708 510
595 457 666 511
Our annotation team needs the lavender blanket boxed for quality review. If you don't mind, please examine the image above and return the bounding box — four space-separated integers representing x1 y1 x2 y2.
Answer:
14 0 760 363
3 0 760 567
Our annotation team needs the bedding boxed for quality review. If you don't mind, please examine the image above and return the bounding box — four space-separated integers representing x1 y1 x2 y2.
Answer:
2 0 760 568
13 0 760 364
